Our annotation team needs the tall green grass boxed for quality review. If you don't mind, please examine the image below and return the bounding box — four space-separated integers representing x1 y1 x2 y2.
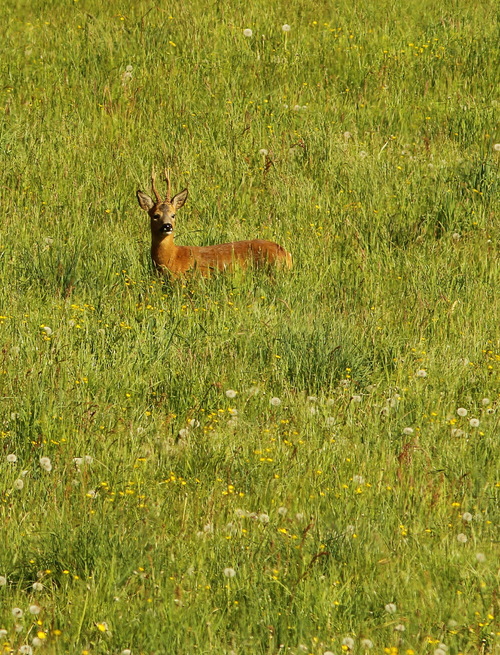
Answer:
0 0 499 653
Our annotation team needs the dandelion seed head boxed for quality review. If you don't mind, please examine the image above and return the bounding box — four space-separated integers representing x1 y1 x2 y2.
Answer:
19 647 33 655
352 395 362 403
223 567 236 578
225 389 237 399
277 506 288 516
416 369 427 378
282 24 291 32
121 650 132 655
384 602 397 613
259 148 269 156
39 457 52 472
258 513 270 523
469 418 480 428
457 407 467 417
462 512 473 522
0 575 6 586
342 637 355 649
41 326 52 336
32 582 43 591
270 397 281 406
177 428 189 439
29 605 41 615
493 143 500 151
452 232 461 241
451 428 465 437
14 479 24 490
353 475 365 485
32 637 43 647
12 607 23 618
456 533 467 543
359 150 368 158
475 552 486 562
7 453 17 463
243 28 253 37
394 624 405 632
360 639 373 649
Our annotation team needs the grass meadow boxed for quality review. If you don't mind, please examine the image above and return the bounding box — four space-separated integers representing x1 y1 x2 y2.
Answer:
1 0 499 653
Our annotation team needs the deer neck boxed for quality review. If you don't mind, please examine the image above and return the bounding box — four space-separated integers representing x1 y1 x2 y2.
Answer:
151 234 179 268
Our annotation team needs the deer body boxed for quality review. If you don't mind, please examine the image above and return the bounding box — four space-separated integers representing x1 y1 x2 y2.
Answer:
137 170 292 277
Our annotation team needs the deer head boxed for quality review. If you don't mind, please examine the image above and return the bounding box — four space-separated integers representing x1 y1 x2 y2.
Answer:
137 169 188 239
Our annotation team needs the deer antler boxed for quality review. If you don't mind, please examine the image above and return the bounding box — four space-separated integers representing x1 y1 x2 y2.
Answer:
151 167 161 203
164 168 172 203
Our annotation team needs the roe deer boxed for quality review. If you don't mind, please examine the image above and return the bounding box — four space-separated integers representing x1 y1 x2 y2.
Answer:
136 169 292 276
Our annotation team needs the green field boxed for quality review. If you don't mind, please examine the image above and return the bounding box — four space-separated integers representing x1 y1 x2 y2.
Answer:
1 0 499 653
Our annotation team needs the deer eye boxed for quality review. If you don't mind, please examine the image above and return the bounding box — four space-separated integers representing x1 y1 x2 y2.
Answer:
153 213 161 220
171 214 176 219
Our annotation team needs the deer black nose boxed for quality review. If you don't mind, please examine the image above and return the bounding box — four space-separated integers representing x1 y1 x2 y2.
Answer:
160 223 173 234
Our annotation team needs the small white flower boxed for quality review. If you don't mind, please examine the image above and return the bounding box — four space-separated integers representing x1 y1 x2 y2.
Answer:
339 379 350 387
457 407 467 417
394 624 405 632
277 506 288 516
282 24 291 32
493 143 500 151
270 397 281 407
359 150 368 158
415 369 427 378
203 523 214 534
188 418 200 428
32 582 43 591
342 637 355 650
84 455 93 464
353 474 365 485
0 575 6 585
475 552 486 562
293 104 301 111
177 428 189 439
462 512 473 522
452 232 461 241
228 408 238 416
68 319 76 327
29 605 41 615
360 639 373 649
451 428 465 437
259 148 269 156
384 602 397 613
86 489 97 498
402 427 414 435
309 405 318 415
121 650 132 655
12 607 23 618
456 533 467 543
73 457 83 468
41 326 52 336
14 479 24 490
325 416 336 426
223 567 236 578
307 395 317 403
247 386 260 395
7 453 17 463
343 131 352 140
243 28 253 37
225 389 237 399
39 456 52 472
469 418 480 428
125 65 133 72
481 397 490 406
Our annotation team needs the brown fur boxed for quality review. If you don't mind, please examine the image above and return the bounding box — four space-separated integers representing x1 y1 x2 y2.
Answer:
137 175 292 277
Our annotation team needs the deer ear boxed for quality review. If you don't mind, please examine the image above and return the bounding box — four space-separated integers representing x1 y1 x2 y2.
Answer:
172 188 188 210
137 190 154 211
